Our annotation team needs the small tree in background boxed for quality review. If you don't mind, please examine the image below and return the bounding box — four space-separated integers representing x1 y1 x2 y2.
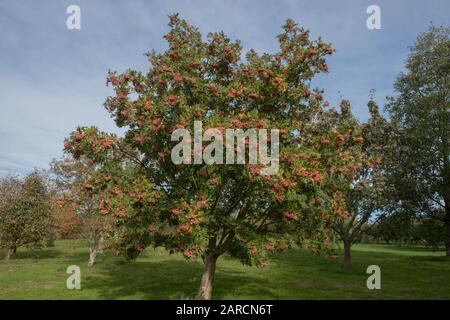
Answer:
0 172 54 260
324 99 391 267
51 157 108 266
53 202 82 239
369 212 415 244
63 15 362 299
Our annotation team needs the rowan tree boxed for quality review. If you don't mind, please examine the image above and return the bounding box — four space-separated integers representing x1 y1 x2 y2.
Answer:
64 15 361 299
323 99 390 267
385 25 450 255
0 172 54 260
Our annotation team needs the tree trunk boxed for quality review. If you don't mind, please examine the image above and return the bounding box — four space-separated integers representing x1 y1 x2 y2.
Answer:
4 249 12 261
444 199 450 257
446 241 450 257
87 236 104 266
4 247 16 261
196 254 219 300
342 240 352 268
88 248 98 266
98 236 105 253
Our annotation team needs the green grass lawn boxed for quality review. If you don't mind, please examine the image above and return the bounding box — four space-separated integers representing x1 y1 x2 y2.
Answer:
0 240 449 299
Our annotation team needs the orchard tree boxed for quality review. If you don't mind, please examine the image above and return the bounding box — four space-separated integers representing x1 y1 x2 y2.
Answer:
0 172 54 261
324 99 391 267
51 157 109 266
0 175 21 260
385 25 450 255
413 214 445 248
370 212 415 244
64 15 361 299
290 98 382 267
53 202 82 239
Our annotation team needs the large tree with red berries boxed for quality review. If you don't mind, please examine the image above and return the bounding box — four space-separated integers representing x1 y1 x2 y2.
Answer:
64 14 361 299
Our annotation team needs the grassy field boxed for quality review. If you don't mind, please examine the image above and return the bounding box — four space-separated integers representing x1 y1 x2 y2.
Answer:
0 240 449 300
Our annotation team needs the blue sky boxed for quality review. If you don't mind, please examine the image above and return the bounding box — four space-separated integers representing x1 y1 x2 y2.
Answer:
0 0 449 176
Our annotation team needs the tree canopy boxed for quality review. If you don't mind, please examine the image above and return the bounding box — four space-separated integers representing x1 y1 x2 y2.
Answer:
385 25 450 255
0 172 54 260
63 15 365 298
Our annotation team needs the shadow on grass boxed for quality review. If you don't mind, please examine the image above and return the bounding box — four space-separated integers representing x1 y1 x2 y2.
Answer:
268 247 450 277
84 257 277 300
366 244 443 252
2 248 62 260
4 248 101 263
406 255 450 263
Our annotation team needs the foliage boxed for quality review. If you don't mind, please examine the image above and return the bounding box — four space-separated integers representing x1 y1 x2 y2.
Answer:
414 216 445 248
368 212 415 244
51 157 109 265
323 98 393 266
63 15 363 298
53 203 82 239
0 172 54 260
385 25 450 255
366 213 445 248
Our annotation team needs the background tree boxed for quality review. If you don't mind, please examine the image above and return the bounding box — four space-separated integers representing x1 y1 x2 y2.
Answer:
369 211 415 244
0 172 54 261
51 157 108 266
413 214 445 248
64 15 361 299
53 202 82 239
385 25 450 255
318 99 390 267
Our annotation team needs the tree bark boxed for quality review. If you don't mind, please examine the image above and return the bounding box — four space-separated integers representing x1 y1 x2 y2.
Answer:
88 248 98 266
444 199 450 257
196 254 219 300
4 249 11 261
4 247 16 261
98 235 105 253
87 236 104 266
342 240 352 268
